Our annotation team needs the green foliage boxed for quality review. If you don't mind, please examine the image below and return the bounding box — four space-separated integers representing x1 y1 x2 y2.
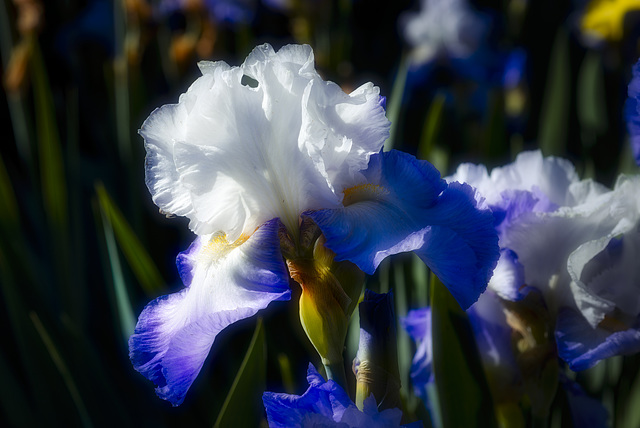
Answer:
430 276 496 428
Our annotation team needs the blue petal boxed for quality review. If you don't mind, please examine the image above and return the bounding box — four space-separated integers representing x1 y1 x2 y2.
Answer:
129 218 290 405
307 150 499 309
626 59 640 166
402 308 433 403
561 376 609 428
556 308 640 371
263 363 352 427
263 363 418 427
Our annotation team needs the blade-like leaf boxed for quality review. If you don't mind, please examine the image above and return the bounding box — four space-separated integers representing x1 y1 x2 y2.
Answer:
213 318 267 428
384 52 409 151
29 311 93 427
430 275 496 428
538 29 569 156
95 182 165 295
97 196 136 341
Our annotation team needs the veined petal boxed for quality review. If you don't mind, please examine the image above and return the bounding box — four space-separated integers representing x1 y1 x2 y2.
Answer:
129 219 290 405
307 150 498 309
141 43 389 240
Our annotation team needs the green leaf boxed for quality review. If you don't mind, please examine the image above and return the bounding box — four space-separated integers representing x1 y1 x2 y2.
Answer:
577 51 607 138
97 196 137 342
430 275 496 428
213 318 267 428
384 52 409 151
29 311 93 427
95 182 165 295
538 29 570 156
417 93 449 172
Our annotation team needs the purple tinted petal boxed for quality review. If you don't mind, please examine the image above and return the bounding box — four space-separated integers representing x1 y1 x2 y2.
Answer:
402 308 433 403
263 363 353 427
129 218 290 405
626 59 640 166
175 238 202 287
556 308 640 371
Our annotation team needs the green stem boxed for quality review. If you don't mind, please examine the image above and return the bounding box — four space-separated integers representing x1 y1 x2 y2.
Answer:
324 359 348 393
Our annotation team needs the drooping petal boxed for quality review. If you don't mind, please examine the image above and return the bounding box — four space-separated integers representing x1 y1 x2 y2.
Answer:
129 219 290 405
307 150 498 309
556 308 640 371
141 43 389 240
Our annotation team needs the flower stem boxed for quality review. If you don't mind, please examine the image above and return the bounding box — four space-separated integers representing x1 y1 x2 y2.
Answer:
323 359 348 392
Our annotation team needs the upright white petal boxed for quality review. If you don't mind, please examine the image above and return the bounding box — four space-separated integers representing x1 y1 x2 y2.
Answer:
141 44 390 240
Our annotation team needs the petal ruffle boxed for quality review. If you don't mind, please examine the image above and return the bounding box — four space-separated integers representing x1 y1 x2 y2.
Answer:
129 219 290 405
141 43 389 240
307 150 499 309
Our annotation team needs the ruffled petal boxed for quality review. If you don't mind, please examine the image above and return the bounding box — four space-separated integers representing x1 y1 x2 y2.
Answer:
129 218 290 405
446 150 579 208
263 363 415 427
556 308 640 371
141 44 389 240
262 363 353 427
307 150 498 309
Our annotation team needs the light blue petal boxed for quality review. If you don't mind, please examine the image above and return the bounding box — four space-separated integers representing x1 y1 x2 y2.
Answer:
556 308 640 371
129 218 290 405
307 150 499 309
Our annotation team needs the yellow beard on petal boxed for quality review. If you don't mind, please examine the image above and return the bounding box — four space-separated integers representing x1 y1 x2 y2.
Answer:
342 183 389 206
198 232 251 264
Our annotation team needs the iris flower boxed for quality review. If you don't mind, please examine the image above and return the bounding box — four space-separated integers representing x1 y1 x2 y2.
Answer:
448 151 640 371
404 291 609 427
129 43 499 405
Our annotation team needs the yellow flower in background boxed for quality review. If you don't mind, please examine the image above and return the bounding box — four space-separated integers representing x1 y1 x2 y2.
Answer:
581 0 640 41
